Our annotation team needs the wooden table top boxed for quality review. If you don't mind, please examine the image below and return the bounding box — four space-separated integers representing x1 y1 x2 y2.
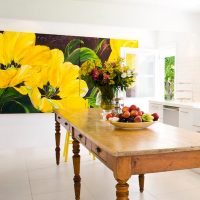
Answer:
57 108 200 157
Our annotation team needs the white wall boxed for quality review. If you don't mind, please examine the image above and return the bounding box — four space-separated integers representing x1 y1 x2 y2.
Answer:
0 113 66 148
0 0 200 37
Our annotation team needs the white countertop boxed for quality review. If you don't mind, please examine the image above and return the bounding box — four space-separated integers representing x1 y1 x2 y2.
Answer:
149 99 200 109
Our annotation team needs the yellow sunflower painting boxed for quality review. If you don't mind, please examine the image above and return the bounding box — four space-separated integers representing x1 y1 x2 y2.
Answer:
28 49 88 113
0 31 138 113
108 39 138 66
0 31 51 92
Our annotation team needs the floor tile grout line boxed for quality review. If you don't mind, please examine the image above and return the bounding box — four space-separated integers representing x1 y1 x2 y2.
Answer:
25 156 34 200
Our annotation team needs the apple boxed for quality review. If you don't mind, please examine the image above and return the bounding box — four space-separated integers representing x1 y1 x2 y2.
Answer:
152 113 159 121
130 110 138 117
136 107 140 111
137 111 143 116
129 105 137 111
106 113 113 120
134 116 142 122
122 111 130 118
122 106 129 112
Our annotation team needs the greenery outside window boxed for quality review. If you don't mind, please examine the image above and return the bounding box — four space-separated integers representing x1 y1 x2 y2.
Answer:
164 56 175 100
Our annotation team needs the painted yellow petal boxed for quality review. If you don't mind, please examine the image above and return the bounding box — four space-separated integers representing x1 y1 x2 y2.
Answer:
9 65 32 87
39 98 54 113
2 32 20 65
56 97 88 112
28 87 41 110
61 62 80 84
108 39 138 62
59 79 88 98
14 86 29 95
0 33 5 65
110 39 138 51
79 80 88 97
0 68 17 88
49 49 64 66
20 45 51 70
51 100 62 110
29 69 49 89
13 32 35 63
48 49 64 87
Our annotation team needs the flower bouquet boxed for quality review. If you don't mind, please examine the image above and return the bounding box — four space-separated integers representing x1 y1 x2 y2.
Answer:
80 58 136 113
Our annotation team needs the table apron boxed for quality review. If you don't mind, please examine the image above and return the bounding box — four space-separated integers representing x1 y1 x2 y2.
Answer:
132 150 200 174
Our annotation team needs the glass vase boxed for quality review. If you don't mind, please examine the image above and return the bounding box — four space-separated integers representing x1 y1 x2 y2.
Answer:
98 86 115 120
113 88 125 114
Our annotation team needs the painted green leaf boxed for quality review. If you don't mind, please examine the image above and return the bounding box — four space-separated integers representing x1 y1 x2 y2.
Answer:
65 47 100 65
0 88 39 113
0 88 5 97
12 100 30 113
1 100 29 113
65 48 80 65
80 47 99 63
95 39 106 54
64 39 83 60
0 88 21 104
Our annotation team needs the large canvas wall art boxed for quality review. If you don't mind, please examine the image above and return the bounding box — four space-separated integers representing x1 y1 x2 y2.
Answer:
0 31 138 113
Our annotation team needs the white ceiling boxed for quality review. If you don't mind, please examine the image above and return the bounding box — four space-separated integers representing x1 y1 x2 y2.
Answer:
76 0 200 13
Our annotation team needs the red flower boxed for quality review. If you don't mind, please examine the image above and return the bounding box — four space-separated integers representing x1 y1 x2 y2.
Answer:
91 68 100 81
103 73 109 83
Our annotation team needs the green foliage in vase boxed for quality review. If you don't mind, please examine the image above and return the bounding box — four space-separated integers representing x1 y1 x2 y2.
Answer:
165 56 175 100
85 87 99 108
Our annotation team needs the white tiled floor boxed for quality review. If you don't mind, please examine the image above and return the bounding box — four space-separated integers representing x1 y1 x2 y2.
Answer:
1 146 200 200
1 114 200 200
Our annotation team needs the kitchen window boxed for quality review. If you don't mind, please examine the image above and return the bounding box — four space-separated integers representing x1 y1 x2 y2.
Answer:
121 47 160 98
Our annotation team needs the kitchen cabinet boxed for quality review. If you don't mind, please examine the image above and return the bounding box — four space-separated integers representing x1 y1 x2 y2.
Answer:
179 108 193 130
192 109 200 133
149 100 200 133
192 125 200 133
163 106 179 127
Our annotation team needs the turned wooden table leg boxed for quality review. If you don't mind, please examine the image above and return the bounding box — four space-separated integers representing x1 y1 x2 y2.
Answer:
116 179 129 200
139 174 144 193
55 119 61 165
72 133 81 200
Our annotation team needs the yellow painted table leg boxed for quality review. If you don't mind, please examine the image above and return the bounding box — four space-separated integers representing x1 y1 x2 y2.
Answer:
63 131 70 162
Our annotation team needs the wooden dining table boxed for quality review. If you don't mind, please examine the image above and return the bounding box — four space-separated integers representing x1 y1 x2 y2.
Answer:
54 108 200 200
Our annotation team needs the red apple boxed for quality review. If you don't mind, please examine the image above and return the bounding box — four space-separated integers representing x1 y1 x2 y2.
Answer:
129 105 137 111
152 113 159 121
134 116 142 122
122 106 129 112
106 113 113 120
137 111 143 116
122 111 130 118
130 110 138 117
136 107 140 111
